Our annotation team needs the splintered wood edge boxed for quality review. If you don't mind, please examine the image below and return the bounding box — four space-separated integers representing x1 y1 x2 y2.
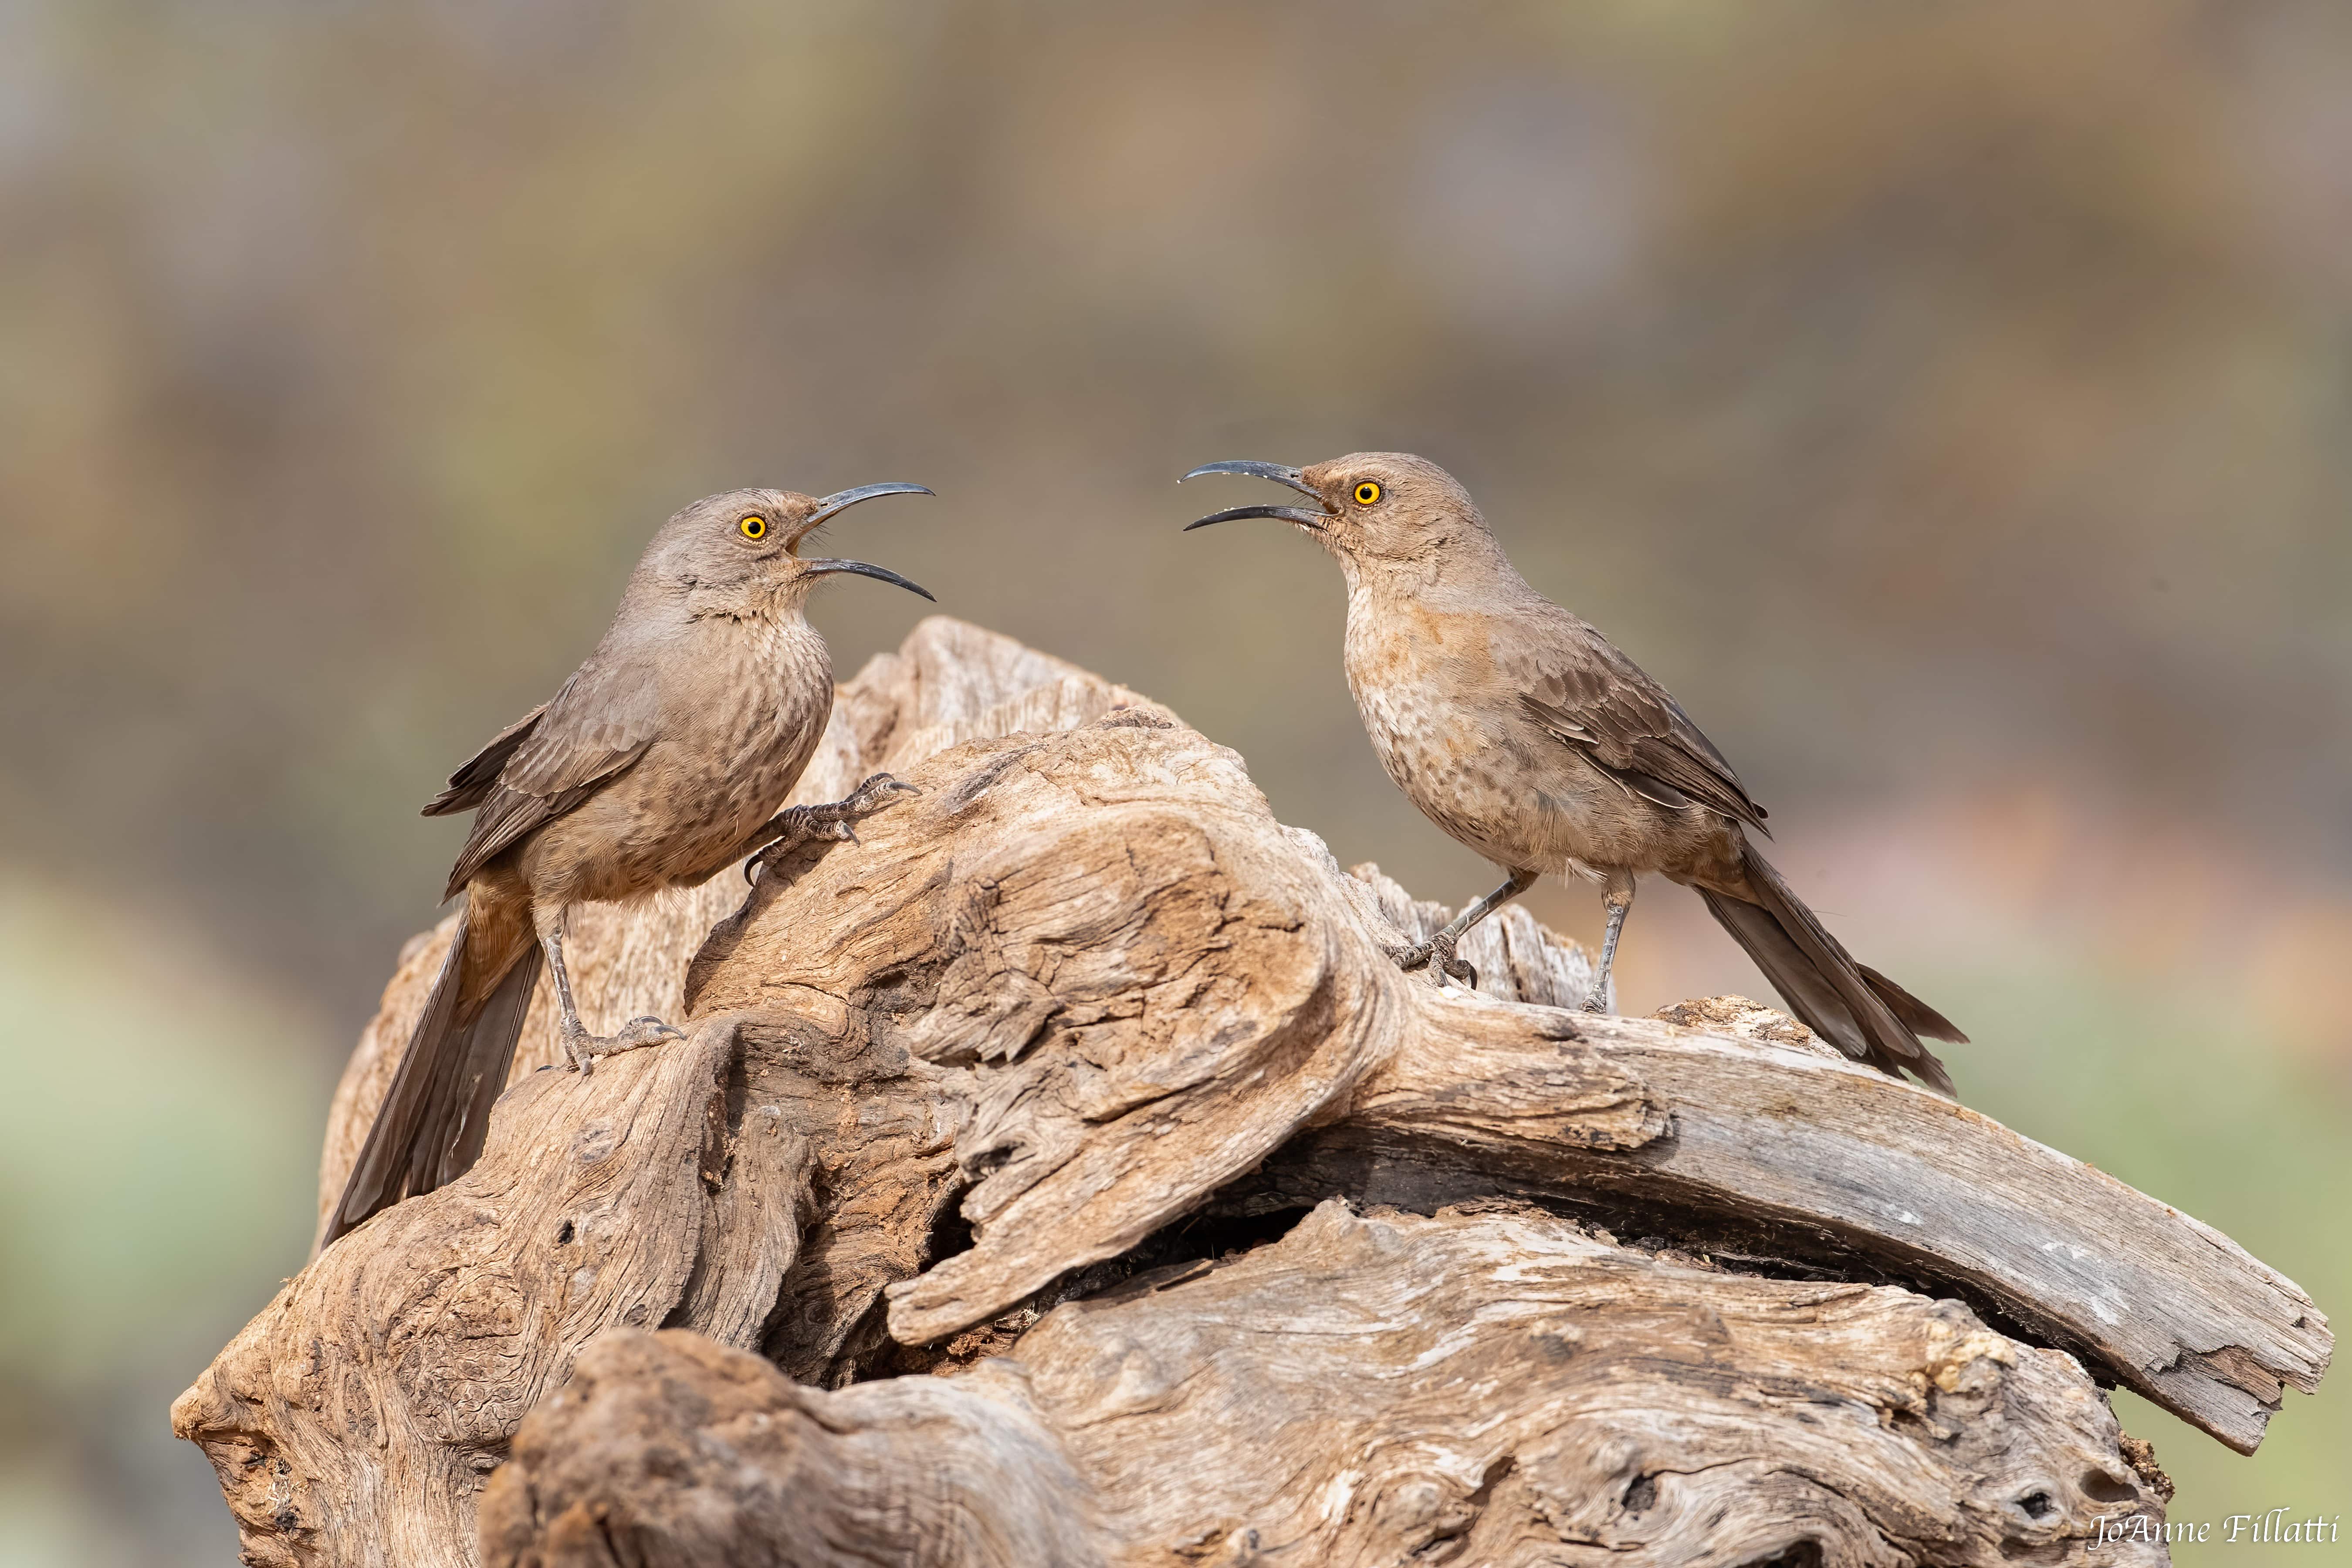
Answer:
1367 991 2330 1454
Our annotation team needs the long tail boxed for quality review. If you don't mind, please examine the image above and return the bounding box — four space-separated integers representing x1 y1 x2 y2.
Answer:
318 904 542 1251
1699 842 1966 1097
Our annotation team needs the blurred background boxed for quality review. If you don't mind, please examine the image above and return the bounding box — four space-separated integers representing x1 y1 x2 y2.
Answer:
1 1 2346 1561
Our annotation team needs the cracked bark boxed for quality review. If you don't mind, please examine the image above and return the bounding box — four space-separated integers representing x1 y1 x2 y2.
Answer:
173 617 2325 1568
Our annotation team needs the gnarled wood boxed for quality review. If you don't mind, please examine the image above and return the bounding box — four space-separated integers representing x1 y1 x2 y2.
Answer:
1244 959 2332 1454
482 1202 2171 1568
179 617 2326 1568
175 1017 801 1568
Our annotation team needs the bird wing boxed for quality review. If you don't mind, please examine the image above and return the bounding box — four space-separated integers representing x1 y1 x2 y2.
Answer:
1509 615 1769 833
421 703 549 817
439 656 661 898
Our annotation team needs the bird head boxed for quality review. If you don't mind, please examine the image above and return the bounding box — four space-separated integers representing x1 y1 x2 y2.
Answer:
641 483 935 614
1180 452 1491 585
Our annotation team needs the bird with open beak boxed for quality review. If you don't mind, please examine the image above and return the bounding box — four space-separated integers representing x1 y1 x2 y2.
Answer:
1183 453 1965 1095
322 481 936 1249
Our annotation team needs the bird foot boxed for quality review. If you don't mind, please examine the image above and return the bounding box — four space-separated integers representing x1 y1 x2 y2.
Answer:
747 773 920 883
1579 988 1610 1015
560 1015 686 1074
1398 934 1478 989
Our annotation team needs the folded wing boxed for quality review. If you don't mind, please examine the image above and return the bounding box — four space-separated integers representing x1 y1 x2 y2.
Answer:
437 655 662 900
1508 615 1769 834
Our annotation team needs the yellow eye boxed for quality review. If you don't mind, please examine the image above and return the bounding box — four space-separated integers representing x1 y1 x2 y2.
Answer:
739 514 767 540
1354 481 1381 506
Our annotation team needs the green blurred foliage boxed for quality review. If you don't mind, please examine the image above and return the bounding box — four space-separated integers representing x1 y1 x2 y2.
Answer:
0 0 2344 1561
0 879 326 1566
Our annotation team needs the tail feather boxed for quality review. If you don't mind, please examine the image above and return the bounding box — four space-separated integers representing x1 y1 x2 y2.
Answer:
318 908 541 1251
1858 963 1969 1045
1700 845 1959 1097
1699 890 1872 1055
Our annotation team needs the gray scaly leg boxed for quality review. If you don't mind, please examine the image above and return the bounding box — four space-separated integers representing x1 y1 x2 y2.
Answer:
541 916 684 1074
1399 867 1540 989
1583 868 1636 1013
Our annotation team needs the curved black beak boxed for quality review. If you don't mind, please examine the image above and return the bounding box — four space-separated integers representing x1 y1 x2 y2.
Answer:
1178 460 1334 532
805 481 934 527
801 558 935 601
1184 503 1330 532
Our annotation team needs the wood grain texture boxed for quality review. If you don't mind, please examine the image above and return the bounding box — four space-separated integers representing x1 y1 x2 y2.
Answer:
180 616 2326 1568
176 1017 808 1568
1325 991 2332 1453
483 1202 2172 1568
477 1328 1099 1568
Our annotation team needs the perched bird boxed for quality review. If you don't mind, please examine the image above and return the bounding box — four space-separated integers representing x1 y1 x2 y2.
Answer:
321 483 934 1249
1183 453 1965 1095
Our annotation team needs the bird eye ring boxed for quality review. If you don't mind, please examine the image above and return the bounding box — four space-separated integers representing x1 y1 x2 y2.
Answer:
739 515 767 540
1354 482 1381 506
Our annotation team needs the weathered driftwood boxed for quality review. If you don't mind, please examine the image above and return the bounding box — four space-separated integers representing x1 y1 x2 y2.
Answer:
173 617 2327 1568
481 1202 2169 1568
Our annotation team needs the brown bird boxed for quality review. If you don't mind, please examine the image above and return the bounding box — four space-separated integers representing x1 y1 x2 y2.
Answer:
1183 453 1965 1095
322 483 934 1250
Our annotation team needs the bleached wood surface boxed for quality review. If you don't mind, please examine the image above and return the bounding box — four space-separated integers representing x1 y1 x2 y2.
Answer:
482 1202 2168 1568
173 617 2323 1568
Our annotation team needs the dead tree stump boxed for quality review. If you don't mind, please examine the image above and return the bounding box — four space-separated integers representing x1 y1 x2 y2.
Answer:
173 617 2330 1568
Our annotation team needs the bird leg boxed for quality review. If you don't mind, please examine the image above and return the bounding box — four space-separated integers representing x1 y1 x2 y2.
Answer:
1399 867 1540 989
743 773 920 884
539 919 684 1074
1584 868 1636 1014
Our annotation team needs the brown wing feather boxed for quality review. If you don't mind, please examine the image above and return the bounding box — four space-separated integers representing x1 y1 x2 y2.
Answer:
1510 619 1768 833
439 771 640 899
436 659 663 899
422 703 549 817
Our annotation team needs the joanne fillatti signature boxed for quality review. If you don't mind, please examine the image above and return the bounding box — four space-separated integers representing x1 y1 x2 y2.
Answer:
2096 1509 2341 1547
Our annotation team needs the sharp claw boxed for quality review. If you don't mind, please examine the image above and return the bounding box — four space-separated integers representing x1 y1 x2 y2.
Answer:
749 777 910 877
559 1015 687 1068
1396 934 1475 989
